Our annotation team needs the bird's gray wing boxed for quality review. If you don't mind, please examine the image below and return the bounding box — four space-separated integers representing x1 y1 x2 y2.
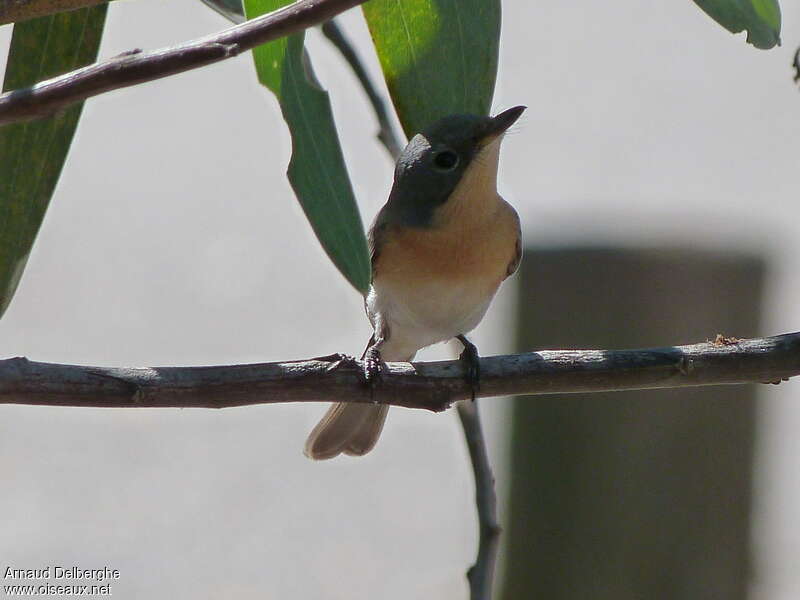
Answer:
368 206 390 278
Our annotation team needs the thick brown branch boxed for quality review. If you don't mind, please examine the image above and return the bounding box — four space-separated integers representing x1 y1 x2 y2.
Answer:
1 333 798 410
0 0 367 125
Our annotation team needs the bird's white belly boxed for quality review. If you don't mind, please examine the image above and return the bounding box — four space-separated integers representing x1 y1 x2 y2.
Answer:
366 277 496 360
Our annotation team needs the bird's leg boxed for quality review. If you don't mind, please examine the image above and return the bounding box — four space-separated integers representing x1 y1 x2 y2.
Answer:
361 334 385 402
456 334 481 401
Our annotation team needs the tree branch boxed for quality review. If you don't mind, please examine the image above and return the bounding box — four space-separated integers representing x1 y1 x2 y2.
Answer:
457 400 501 600
1 332 798 410
0 0 367 125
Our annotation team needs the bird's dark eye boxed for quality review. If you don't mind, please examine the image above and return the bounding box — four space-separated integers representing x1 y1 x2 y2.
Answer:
433 150 459 171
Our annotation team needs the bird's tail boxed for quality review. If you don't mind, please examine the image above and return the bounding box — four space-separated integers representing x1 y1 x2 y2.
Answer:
304 402 389 460
304 347 415 460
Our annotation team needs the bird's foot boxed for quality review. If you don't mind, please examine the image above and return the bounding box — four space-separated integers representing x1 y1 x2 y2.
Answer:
761 377 790 385
457 335 481 401
363 344 384 403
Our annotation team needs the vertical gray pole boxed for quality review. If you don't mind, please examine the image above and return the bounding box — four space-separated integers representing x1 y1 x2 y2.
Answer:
501 247 764 600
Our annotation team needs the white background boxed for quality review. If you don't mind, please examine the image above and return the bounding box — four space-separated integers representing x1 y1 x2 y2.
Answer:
1 0 799 597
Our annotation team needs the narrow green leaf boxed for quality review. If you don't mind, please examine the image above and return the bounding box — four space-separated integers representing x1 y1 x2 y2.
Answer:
243 0 371 294
362 0 501 138
692 0 781 49
0 6 107 319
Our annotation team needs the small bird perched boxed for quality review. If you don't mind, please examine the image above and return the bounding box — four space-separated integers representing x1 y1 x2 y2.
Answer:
305 106 526 460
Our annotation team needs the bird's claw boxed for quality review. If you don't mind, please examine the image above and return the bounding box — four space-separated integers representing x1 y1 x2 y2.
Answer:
363 346 384 403
457 335 481 402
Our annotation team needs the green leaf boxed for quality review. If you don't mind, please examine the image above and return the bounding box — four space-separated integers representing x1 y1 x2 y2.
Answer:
692 0 781 49
243 0 371 294
0 6 107 319
362 0 501 138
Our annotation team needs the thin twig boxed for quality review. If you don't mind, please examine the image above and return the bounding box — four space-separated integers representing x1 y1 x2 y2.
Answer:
0 0 368 125
793 45 800 84
321 18 404 159
1 332 798 409
457 400 501 600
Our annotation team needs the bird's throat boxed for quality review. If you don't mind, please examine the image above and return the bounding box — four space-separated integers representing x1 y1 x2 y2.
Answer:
431 138 502 229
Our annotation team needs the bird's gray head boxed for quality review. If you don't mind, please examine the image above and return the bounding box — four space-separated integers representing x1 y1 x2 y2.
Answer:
383 106 525 227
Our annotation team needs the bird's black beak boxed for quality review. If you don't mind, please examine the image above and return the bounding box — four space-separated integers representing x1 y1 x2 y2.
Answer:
480 105 526 145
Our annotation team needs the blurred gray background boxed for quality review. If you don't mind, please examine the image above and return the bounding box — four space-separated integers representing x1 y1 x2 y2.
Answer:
1 0 799 597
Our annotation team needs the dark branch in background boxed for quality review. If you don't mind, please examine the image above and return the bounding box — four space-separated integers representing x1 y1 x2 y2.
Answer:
793 45 800 84
457 401 501 600
1 333 798 409
0 0 368 125
320 19 404 159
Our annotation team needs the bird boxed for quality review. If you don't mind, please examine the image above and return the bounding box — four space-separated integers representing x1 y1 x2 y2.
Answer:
304 105 526 460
